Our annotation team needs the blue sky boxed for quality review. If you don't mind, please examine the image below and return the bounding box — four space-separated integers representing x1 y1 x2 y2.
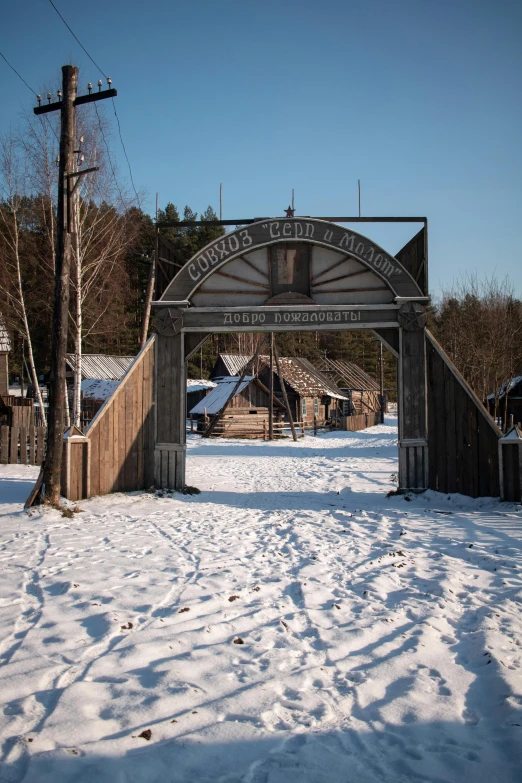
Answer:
1 0 521 298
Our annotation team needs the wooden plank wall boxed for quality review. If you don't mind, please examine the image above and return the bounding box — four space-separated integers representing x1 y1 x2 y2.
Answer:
64 337 155 499
0 425 46 464
395 228 427 295
426 331 501 497
342 412 381 432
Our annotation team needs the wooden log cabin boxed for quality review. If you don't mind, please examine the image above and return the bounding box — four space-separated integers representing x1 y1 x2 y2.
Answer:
189 375 284 437
315 358 383 418
207 354 347 434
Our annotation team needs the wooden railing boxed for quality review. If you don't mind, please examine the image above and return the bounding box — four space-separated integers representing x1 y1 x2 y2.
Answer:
0 424 46 465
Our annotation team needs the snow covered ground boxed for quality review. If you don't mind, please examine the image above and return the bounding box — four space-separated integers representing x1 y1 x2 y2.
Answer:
0 416 521 783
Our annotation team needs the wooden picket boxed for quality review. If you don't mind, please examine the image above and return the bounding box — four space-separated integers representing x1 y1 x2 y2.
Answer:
0 424 47 465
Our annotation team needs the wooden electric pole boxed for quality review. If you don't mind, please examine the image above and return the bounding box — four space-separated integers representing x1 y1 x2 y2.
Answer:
32 66 117 505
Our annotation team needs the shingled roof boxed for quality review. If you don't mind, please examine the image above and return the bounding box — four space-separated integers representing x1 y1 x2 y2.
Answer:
66 354 135 381
260 356 347 399
216 354 253 376
315 358 380 391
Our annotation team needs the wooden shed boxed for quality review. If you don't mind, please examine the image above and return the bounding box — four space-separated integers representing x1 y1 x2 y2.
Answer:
256 356 347 426
209 354 346 429
315 358 383 417
189 376 284 437
186 379 216 413
487 376 522 430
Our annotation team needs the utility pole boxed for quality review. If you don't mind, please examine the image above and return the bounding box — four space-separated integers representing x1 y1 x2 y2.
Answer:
33 66 116 505
379 340 384 423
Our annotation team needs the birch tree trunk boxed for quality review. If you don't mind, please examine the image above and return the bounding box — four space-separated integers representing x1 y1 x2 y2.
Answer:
11 211 47 425
72 201 82 428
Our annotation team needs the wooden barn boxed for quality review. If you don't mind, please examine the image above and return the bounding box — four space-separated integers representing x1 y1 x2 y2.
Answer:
66 354 135 427
315 358 383 418
186 378 216 412
208 353 346 431
256 356 346 426
487 376 522 430
189 375 284 437
210 354 253 381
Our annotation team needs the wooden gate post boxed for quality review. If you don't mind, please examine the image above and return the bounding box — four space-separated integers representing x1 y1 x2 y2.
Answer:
499 425 522 502
398 304 428 491
154 331 186 490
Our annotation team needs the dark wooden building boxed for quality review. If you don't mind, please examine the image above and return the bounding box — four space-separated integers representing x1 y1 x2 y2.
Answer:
209 353 346 429
189 376 284 437
487 376 522 430
315 358 383 417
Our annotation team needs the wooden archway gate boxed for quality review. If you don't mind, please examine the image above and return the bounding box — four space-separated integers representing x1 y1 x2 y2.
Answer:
60 217 502 501
152 218 431 492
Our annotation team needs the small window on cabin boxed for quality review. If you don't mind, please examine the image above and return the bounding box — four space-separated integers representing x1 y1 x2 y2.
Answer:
313 397 319 416
301 398 307 418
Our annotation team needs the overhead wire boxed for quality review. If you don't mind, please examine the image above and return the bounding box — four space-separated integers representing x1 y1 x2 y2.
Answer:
93 102 126 206
46 0 142 210
0 49 37 95
0 48 60 145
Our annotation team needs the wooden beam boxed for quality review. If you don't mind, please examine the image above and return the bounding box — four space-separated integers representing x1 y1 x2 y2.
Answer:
273 341 297 442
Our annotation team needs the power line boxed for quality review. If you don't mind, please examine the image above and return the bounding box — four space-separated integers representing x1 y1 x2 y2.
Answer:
46 0 142 210
0 49 37 95
0 48 60 146
47 0 108 79
111 98 141 209
93 102 126 205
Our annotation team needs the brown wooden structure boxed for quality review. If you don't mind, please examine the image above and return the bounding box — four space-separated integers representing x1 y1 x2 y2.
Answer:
316 358 382 417
209 353 346 427
487 376 522 431
56 215 509 501
190 376 285 437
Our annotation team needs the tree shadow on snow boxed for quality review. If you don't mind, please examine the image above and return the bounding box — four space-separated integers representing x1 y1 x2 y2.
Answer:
3 717 520 783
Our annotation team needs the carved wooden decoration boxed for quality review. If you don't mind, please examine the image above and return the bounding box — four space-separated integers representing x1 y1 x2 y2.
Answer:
398 302 427 331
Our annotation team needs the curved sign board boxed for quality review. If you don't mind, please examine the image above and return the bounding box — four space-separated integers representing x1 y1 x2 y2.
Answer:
160 218 424 304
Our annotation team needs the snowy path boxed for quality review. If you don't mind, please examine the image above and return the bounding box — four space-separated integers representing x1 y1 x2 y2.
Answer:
0 416 521 782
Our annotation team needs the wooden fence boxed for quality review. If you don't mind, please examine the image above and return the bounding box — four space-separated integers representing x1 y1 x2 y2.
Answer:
0 424 46 465
62 337 155 501
426 332 501 498
342 412 382 432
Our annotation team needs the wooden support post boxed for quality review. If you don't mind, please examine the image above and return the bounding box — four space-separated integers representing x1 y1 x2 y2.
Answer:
269 332 274 440
140 250 156 349
314 416 317 436
154 332 186 490
272 340 297 442
398 328 428 491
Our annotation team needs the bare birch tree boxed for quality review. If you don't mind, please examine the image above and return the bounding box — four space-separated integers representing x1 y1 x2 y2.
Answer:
0 133 47 422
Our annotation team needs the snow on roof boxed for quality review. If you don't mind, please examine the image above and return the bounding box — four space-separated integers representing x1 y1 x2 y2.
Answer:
187 378 216 393
0 315 11 353
258 356 348 400
316 358 380 391
189 377 254 415
81 378 119 401
66 354 135 380
487 376 522 400
213 354 347 400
